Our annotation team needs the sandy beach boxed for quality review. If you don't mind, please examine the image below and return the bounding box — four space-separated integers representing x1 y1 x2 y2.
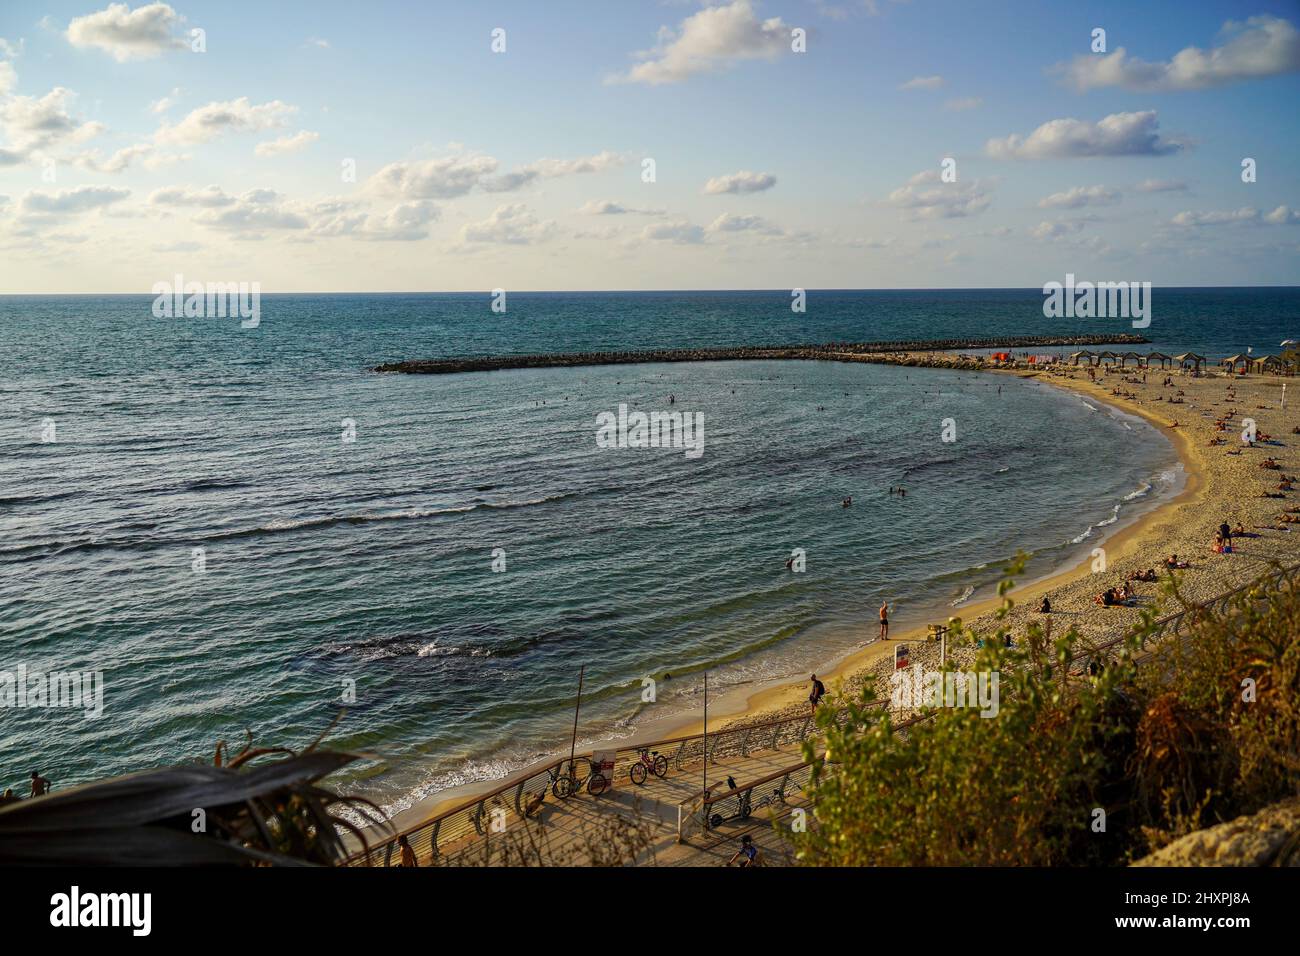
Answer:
701 359 1298 732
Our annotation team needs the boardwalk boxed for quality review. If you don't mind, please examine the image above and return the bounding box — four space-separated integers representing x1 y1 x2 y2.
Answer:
428 742 813 868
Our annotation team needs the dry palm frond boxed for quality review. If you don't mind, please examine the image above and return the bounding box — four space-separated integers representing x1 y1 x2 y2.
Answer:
0 731 388 866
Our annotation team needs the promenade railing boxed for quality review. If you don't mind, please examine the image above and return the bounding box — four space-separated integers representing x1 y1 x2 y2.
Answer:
345 704 876 866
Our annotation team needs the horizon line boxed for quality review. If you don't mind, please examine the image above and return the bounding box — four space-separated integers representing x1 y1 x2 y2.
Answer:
3 284 1299 297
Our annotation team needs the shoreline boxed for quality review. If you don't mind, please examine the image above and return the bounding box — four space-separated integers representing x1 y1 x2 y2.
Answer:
661 367 1206 736
644 369 1201 738
377 357 1289 837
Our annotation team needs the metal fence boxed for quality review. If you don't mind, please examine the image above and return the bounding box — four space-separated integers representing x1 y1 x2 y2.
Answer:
345 705 871 866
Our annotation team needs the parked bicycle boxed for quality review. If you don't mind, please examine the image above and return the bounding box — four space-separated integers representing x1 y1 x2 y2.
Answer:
628 748 669 785
707 786 785 829
550 758 608 798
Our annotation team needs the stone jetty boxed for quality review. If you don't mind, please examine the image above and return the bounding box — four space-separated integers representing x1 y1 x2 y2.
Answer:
373 334 1150 375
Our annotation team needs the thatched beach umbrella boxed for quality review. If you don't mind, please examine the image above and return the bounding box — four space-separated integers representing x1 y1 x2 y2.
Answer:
1221 354 1251 373
1069 349 1096 366
1119 350 1143 367
1144 351 1172 368
1098 350 1119 366
1173 352 1206 370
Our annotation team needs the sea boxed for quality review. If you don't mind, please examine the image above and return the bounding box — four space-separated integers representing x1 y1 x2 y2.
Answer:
2 287 1297 814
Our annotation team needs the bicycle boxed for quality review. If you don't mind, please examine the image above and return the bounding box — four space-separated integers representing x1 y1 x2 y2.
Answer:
628 748 669 785
707 786 784 829
551 758 609 798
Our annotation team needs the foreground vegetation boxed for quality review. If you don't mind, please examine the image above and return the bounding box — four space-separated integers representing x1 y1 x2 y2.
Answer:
0 725 385 866
795 561 1300 866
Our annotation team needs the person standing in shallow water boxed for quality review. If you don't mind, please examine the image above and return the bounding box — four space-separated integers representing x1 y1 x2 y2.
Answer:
879 602 890 640
30 770 50 797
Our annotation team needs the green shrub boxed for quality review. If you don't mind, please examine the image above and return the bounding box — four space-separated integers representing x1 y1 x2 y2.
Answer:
794 561 1300 866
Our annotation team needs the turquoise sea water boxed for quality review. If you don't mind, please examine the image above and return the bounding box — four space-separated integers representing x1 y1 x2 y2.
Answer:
2 288 1295 812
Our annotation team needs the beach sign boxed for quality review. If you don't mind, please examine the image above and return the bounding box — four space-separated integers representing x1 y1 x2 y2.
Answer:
895 644 910 670
592 750 618 789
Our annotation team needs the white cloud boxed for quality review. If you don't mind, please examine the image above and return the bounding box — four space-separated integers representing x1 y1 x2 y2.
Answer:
482 150 625 192
0 87 104 155
987 111 1181 159
642 219 706 243
525 150 624 178
459 203 557 244
1170 207 1259 227
1167 205 1300 228
1031 218 1089 240
704 169 777 194
944 96 982 111
899 75 943 91
1037 185 1120 209
371 150 624 199
1264 205 1300 225
1135 178 1188 193
886 169 991 220
157 97 297 145
66 2 187 62
313 199 440 241
1056 15 1300 92
149 87 181 114
369 154 499 199
71 142 177 173
192 189 311 231
0 61 15 97
706 212 781 234
255 130 319 157
147 184 236 207
612 0 790 85
579 199 663 216
20 184 130 215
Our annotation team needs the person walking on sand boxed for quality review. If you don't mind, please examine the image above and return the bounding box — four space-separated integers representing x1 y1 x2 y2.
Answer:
879 602 890 640
809 674 826 713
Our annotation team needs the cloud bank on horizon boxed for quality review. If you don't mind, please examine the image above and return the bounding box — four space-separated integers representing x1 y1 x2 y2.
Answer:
0 0 1297 291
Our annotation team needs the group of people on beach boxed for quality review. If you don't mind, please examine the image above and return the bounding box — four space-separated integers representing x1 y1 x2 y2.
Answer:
1095 581 1137 607
0 770 51 806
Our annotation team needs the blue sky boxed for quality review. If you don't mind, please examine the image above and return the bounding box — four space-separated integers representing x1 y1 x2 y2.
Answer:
1 0 1298 291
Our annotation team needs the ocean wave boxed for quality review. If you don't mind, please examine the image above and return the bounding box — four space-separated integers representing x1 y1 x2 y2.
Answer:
1123 482 1153 501
950 585 975 606
0 492 583 564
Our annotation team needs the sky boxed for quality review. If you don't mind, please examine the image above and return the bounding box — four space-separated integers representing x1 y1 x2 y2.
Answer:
0 0 1298 292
